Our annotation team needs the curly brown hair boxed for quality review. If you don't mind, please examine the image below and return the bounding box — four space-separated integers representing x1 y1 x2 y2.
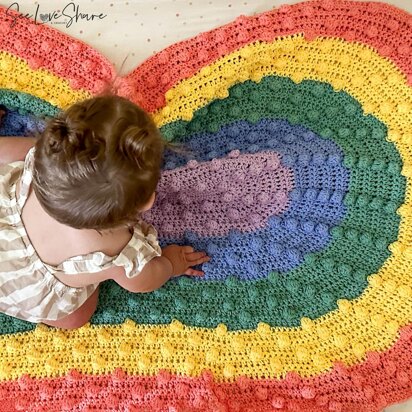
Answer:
31 91 165 231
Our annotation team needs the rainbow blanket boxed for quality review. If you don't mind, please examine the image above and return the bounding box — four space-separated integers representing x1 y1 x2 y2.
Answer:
1 1 412 411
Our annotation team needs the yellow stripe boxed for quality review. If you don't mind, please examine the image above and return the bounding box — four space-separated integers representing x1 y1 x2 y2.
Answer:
0 51 91 109
154 35 412 132
1 36 412 382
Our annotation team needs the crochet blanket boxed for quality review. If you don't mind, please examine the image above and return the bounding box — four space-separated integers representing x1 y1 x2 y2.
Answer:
0 1 412 411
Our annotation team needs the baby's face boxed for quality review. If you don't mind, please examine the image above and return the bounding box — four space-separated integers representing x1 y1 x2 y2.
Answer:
140 192 156 212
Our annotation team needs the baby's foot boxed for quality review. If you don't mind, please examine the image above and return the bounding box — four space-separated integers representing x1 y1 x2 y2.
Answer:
0 105 6 126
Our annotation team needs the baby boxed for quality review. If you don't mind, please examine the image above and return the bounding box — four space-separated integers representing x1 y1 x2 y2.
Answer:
0 95 210 329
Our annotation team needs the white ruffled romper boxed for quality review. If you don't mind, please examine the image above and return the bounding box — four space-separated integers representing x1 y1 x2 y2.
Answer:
0 147 161 323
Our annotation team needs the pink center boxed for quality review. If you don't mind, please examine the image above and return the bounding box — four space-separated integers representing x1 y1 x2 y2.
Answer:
144 151 294 238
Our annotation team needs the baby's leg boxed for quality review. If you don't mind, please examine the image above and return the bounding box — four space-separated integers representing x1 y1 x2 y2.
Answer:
42 286 100 330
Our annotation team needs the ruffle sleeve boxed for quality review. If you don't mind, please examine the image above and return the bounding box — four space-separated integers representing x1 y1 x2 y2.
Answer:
42 222 162 278
111 222 162 278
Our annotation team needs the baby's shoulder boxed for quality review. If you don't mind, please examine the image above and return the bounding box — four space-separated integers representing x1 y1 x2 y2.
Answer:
93 227 134 257
47 228 133 287
55 225 134 262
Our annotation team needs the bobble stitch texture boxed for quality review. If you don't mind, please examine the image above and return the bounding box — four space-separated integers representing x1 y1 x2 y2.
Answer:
0 1 412 412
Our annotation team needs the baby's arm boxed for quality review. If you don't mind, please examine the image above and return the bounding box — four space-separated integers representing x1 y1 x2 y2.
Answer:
111 255 173 293
0 137 36 165
111 245 210 293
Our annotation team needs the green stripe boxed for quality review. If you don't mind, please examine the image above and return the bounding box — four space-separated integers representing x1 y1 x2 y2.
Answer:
0 89 60 118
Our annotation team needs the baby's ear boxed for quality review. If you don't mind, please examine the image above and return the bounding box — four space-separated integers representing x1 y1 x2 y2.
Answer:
139 193 156 213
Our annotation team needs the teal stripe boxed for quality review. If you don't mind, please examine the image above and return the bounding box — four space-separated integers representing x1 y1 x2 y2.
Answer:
0 89 60 117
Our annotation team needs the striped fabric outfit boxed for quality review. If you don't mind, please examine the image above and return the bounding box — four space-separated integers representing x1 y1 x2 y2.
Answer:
0 148 162 323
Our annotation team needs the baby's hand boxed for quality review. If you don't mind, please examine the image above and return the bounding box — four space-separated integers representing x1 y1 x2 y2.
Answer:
161 244 210 277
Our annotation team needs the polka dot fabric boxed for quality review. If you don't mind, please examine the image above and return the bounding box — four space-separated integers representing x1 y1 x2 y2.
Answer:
0 1 412 411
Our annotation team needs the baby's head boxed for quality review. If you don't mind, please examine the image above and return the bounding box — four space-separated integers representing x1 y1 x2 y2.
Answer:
32 95 164 231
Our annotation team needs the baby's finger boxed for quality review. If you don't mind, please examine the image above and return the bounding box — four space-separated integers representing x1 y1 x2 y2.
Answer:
184 268 204 276
190 256 211 266
182 245 195 253
186 251 208 262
